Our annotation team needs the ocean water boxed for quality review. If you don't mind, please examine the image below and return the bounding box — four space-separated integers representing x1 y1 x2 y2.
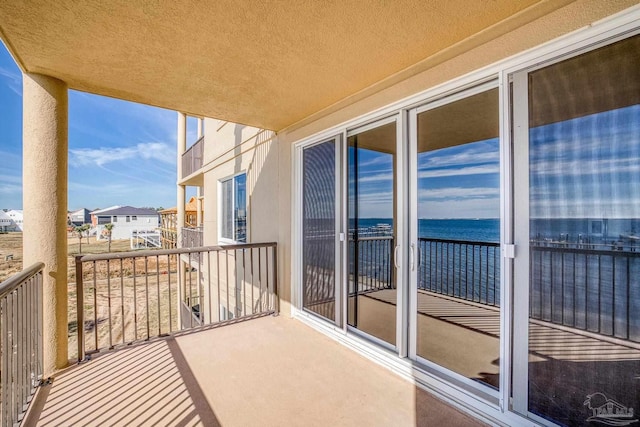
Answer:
352 218 500 242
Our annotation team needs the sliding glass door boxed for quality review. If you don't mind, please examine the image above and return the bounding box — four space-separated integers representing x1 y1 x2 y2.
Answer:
301 138 339 322
409 86 501 392
347 118 400 348
513 34 640 425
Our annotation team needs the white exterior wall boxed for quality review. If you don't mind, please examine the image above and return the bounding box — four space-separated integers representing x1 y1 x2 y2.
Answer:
95 214 159 240
7 210 23 231
0 210 21 231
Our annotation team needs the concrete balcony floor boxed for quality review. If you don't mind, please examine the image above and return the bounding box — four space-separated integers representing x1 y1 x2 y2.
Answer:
25 315 484 427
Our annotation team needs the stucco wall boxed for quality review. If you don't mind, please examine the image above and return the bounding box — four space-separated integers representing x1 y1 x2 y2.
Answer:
202 120 279 246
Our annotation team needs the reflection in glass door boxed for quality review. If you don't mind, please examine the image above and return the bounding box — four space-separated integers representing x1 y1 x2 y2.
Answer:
302 139 337 321
514 35 640 425
412 88 501 390
347 119 398 346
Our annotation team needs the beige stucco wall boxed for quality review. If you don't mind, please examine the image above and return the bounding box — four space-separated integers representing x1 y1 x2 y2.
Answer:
271 0 638 316
201 120 279 245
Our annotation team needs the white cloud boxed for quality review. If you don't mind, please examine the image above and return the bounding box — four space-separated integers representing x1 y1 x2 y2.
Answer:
0 66 21 97
70 142 175 167
421 143 498 168
419 197 500 219
419 187 498 200
418 164 499 178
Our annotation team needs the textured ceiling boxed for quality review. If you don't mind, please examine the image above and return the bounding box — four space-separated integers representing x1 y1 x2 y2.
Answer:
0 0 558 131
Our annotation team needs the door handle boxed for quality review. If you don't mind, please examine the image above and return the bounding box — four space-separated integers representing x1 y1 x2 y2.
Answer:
394 245 400 269
410 243 416 271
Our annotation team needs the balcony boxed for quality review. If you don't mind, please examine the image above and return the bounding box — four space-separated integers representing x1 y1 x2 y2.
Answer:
25 315 483 427
181 136 204 179
181 226 203 248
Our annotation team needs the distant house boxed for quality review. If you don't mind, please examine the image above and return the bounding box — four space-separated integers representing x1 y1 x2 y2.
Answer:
1 209 24 231
68 208 91 226
91 206 159 241
0 210 20 232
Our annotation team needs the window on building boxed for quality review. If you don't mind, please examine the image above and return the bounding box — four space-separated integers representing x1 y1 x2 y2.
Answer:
220 173 247 242
132 215 137 221
113 216 118 222
126 216 130 222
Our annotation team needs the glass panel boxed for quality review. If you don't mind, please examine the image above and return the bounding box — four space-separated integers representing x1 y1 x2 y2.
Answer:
527 35 640 425
234 174 247 242
221 179 233 239
415 89 500 389
302 141 336 320
347 121 396 346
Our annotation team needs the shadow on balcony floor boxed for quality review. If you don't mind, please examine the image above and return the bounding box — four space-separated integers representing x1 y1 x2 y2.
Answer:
26 316 484 427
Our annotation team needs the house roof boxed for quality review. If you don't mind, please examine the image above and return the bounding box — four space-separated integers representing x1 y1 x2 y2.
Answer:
93 206 158 217
159 197 198 214
0 0 583 131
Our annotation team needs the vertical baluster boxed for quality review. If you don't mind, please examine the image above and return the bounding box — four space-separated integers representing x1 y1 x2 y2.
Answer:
120 258 125 345
156 255 161 335
188 252 193 328
242 248 246 317
561 252 565 325
133 257 138 340
611 255 616 337
167 254 172 332
145 257 150 340
250 248 255 315
216 250 221 321
107 260 113 349
258 247 262 313
597 255 601 333
226 250 230 318
207 251 212 324
93 261 98 352
76 256 85 362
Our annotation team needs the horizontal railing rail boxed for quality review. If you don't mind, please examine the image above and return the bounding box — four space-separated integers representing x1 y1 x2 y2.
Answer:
181 226 204 248
75 242 278 361
418 238 501 307
530 241 640 342
181 135 204 178
0 262 44 427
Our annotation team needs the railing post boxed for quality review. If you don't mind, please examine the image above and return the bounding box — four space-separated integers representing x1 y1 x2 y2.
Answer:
75 255 84 362
272 244 279 315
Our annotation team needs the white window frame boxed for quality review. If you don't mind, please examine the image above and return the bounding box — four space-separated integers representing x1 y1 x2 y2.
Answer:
218 171 248 244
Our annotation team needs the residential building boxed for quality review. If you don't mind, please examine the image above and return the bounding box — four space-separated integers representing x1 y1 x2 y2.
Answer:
0 210 20 232
2 2 640 426
91 206 160 241
4 209 23 231
68 208 91 226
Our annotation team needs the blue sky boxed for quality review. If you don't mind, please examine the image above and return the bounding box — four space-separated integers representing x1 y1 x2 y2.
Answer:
350 139 500 219
0 42 198 211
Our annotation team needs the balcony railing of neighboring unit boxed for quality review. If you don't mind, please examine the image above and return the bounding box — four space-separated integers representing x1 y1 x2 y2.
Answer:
181 226 203 248
74 242 278 361
0 262 44 427
181 135 204 178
